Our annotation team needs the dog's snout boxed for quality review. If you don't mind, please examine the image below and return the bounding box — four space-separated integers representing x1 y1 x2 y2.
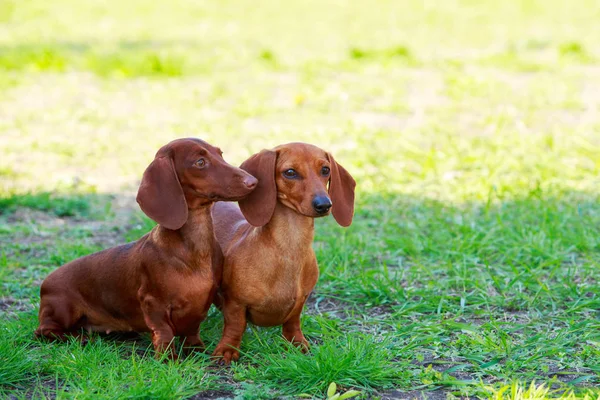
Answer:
312 195 332 214
243 175 258 189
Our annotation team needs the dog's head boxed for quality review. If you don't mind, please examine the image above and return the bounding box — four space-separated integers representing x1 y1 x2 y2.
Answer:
238 142 356 227
136 138 257 230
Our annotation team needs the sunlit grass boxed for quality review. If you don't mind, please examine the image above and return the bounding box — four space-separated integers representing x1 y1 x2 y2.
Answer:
486 381 600 400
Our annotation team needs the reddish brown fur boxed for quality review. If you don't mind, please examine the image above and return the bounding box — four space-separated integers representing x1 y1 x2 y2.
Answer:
35 138 257 359
211 143 356 364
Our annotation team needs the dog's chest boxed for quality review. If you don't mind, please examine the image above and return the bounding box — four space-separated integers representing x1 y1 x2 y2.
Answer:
248 294 299 326
173 257 216 287
245 264 308 325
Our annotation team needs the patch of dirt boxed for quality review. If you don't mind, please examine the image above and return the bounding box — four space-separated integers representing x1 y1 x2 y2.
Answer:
451 311 532 328
428 362 480 382
187 390 234 400
500 311 533 325
305 294 352 315
364 304 396 318
0 297 34 316
305 293 396 320
6 209 67 226
6 378 58 400
2 194 139 255
543 364 596 387
188 372 241 400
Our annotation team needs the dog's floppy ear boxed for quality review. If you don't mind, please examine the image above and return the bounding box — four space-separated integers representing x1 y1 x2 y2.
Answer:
238 150 277 227
136 155 188 230
327 153 356 227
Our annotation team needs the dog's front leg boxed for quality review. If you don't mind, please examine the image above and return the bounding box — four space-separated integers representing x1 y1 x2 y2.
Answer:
212 298 247 365
140 294 177 360
282 297 310 352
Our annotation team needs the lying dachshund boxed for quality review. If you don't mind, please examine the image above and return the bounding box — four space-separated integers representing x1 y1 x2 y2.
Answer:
35 138 257 359
211 142 356 364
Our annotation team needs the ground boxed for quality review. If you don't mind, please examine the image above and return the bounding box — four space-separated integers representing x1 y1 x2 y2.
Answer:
1 0 600 399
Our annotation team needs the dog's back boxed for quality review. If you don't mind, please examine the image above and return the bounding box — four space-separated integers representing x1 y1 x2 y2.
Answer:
36 238 148 337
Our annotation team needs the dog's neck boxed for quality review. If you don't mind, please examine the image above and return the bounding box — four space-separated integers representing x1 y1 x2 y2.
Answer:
261 202 315 252
182 205 215 244
183 190 214 210
156 205 215 255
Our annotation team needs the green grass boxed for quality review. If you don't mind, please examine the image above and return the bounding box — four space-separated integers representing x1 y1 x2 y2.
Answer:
1 0 600 398
0 327 37 391
0 312 217 398
240 333 405 394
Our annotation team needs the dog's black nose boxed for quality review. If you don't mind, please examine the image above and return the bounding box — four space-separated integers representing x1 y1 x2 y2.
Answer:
312 195 332 214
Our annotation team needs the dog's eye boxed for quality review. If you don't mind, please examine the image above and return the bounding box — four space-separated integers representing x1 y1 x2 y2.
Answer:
195 158 206 168
321 166 330 176
283 169 297 179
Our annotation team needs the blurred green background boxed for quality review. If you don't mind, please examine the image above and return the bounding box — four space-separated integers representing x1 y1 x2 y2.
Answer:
1 0 600 398
1 0 599 198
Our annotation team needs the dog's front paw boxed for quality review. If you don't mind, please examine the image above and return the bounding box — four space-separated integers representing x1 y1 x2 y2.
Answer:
212 343 240 366
283 330 310 353
288 336 309 353
296 338 310 353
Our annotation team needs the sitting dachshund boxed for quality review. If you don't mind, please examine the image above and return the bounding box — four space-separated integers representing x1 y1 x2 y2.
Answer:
211 142 356 364
35 138 257 359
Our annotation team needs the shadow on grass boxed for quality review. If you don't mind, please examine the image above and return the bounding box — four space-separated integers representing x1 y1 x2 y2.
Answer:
315 189 600 311
2 187 599 314
0 191 113 218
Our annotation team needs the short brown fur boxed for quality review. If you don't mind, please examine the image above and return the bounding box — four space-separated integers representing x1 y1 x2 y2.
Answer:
35 138 257 359
211 142 356 364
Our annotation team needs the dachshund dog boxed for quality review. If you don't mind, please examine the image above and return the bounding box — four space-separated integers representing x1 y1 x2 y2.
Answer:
35 138 257 359
211 142 356 364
